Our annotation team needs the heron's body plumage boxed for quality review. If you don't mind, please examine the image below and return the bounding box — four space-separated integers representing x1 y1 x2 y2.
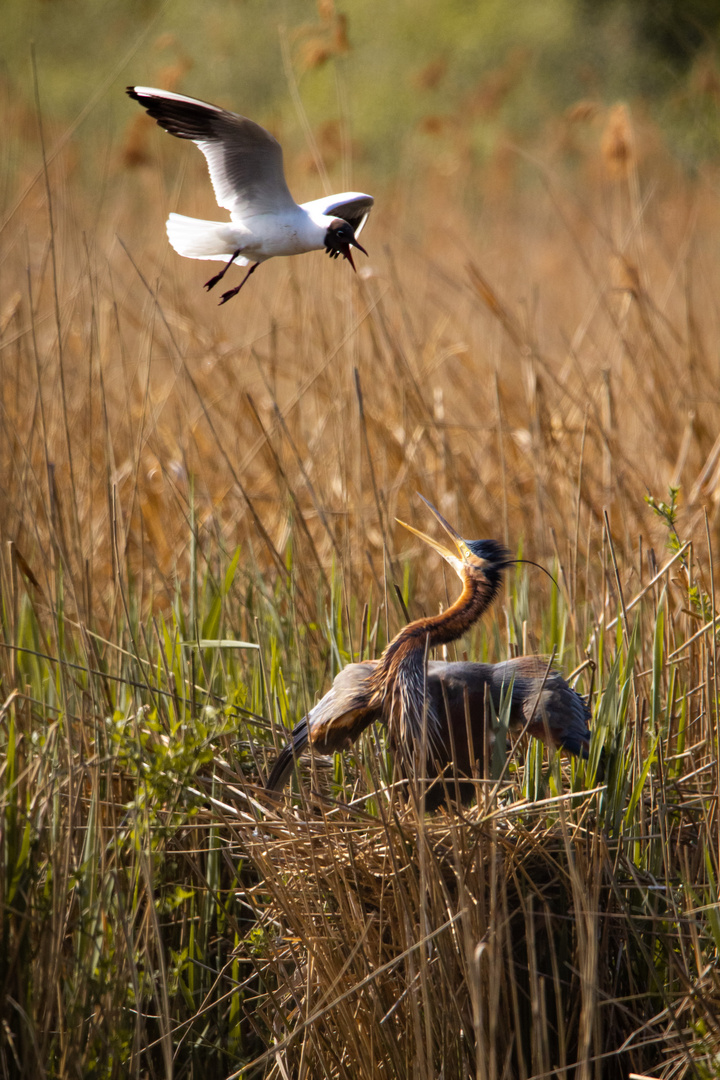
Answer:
266 655 590 796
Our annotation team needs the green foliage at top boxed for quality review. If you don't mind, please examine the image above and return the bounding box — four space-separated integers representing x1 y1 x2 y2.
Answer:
4 0 720 185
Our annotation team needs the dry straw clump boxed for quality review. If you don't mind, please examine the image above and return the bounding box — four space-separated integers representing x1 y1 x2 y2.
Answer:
0 90 720 1079
211 768 720 1080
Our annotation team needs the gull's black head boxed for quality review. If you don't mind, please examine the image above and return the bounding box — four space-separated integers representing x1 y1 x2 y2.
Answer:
324 219 368 270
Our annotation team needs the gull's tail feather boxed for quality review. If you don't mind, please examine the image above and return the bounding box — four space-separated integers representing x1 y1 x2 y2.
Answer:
166 213 249 264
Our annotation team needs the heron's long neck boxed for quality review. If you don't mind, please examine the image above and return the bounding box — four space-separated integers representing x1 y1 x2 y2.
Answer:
375 572 498 682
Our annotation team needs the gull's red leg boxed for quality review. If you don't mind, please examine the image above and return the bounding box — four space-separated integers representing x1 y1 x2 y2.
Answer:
205 249 243 292
218 262 260 305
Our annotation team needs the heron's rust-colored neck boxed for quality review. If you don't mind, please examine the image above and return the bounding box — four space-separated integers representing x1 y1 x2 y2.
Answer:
375 570 500 681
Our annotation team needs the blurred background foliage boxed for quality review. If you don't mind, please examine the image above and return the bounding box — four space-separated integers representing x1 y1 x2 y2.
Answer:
3 0 720 189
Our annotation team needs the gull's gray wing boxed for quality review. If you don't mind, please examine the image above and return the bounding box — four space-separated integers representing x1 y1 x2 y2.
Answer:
128 86 297 219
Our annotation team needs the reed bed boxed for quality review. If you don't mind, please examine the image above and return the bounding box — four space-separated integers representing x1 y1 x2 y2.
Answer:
1 87 720 1078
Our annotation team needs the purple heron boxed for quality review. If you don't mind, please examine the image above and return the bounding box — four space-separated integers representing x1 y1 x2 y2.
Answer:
266 497 591 797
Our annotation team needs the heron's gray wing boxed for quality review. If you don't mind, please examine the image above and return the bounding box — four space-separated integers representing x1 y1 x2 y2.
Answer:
299 192 374 235
494 657 591 756
128 87 297 218
524 673 591 757
265 662 378 792
427 658 590 758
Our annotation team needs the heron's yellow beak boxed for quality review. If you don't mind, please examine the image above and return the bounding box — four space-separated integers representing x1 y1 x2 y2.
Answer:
396 494 474 566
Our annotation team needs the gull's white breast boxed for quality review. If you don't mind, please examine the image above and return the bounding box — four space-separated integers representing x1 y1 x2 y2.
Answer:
228 206 328 260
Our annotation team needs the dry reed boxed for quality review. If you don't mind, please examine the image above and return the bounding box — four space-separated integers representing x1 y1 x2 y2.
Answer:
0 91 719 1079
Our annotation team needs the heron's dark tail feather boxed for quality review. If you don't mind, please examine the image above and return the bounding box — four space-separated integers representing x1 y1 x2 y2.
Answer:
558 729 590 758
555 685 591 758
266 718 309 792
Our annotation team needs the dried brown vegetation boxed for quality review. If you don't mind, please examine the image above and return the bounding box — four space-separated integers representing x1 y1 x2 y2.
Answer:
1 92 720 1079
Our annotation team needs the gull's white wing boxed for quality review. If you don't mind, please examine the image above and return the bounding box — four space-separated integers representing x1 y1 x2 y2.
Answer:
300 192 374 236
128 86 297 220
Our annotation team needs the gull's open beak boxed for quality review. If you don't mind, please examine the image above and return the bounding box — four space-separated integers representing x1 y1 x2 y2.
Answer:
396 494 474 567
342 237 367 273
350 236 368 257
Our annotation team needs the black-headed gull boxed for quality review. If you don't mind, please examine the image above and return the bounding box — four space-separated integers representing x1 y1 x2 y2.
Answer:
127 86 374 304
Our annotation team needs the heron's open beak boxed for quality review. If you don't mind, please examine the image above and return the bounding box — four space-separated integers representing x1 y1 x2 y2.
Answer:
396 494 474 568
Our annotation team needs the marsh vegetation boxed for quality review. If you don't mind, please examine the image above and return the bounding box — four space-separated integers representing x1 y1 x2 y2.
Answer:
2 4 720 1077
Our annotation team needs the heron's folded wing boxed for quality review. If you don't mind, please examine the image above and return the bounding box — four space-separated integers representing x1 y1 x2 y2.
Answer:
265 662 378 791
